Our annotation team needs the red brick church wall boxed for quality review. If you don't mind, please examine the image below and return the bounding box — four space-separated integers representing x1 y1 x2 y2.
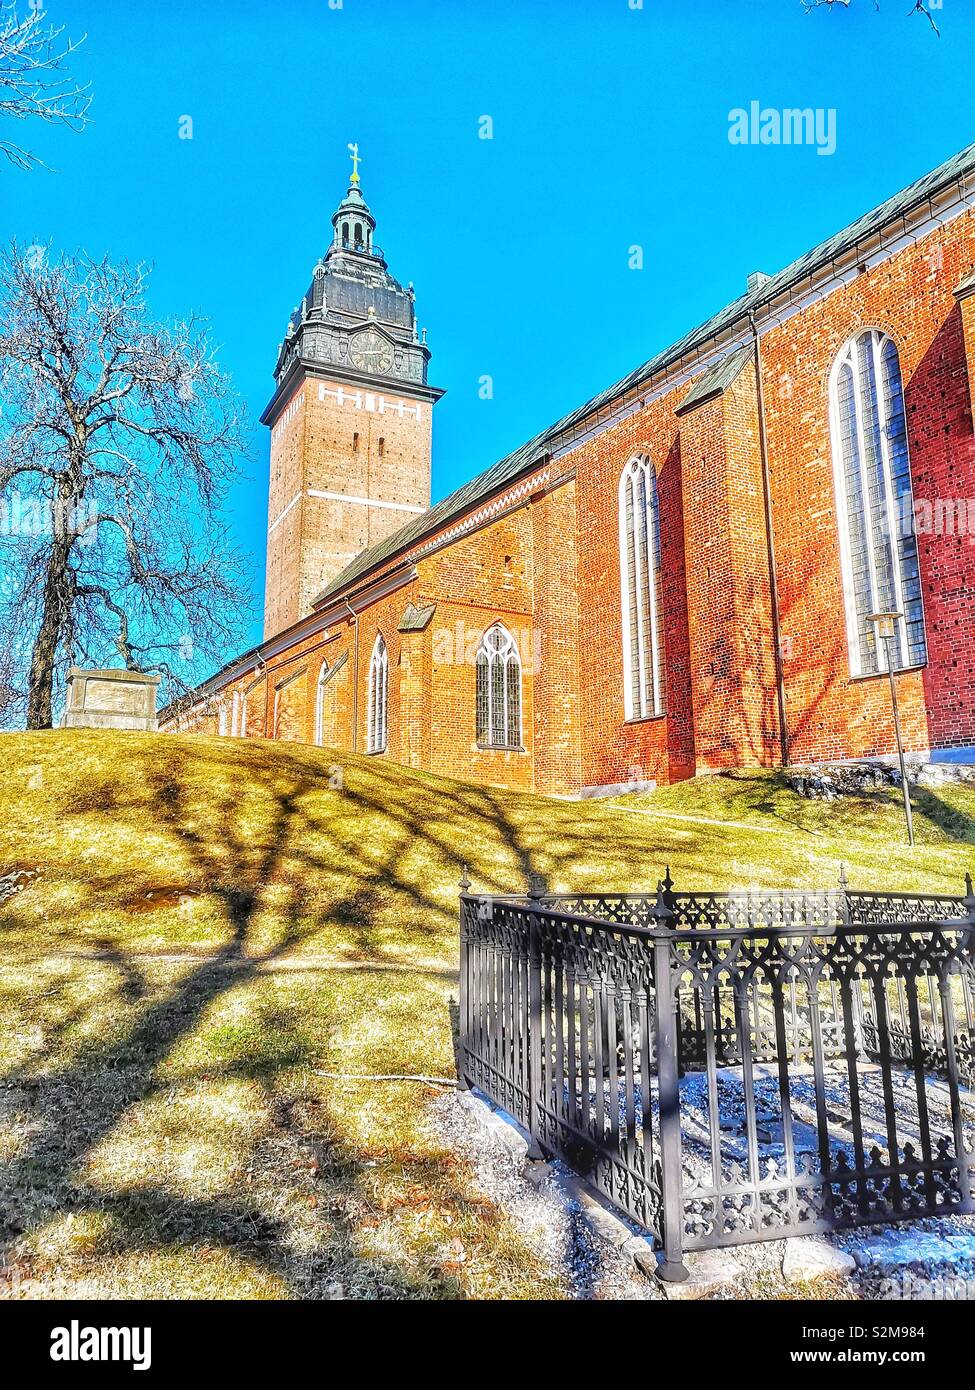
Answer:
572 385 695 791
761 206 975 765
167 197 975 796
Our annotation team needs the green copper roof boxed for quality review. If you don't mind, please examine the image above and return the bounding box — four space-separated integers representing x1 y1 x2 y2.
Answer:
397 601 437 632
314 141 975 608
956 267 975 298
675 344 752 416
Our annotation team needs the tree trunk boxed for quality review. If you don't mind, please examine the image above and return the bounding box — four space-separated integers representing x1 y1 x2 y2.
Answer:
25 534 72 729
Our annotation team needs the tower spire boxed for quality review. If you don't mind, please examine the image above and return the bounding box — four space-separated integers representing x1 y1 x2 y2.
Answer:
329 146 377 258
261 150 444 639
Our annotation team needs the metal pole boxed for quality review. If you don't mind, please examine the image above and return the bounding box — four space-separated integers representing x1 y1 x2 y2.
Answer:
651 883 689 1283
749 311 790 768
883 634 915 848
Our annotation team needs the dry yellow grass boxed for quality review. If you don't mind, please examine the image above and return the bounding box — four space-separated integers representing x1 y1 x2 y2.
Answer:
1 729 973 1299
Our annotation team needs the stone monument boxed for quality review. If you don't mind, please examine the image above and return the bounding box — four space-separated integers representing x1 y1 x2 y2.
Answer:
62 668 162 732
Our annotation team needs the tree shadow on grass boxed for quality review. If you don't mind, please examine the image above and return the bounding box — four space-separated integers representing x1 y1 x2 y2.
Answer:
0 745 556 1298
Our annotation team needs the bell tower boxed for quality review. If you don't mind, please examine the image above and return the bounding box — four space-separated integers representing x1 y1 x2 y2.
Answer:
260 147 444 639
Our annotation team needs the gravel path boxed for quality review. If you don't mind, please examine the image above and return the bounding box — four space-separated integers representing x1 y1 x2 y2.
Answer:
426 1089 659 1300
428 1088 975 1301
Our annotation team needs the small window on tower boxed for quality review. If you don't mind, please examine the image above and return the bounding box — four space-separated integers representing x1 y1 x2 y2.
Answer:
353 431 359 452
378 437 385 457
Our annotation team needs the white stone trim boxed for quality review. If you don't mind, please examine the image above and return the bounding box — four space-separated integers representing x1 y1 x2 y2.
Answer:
270 390 304 444
268 491 302 533
306 489 425 514
407 467 552 562
317 382 423 421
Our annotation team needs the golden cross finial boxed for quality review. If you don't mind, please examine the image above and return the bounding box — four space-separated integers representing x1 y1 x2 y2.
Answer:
347 142 361 185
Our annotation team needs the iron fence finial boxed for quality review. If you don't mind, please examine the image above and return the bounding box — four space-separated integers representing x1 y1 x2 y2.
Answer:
650 877 675 928
964 871 975 920
459 864 471 893
526 869 546 900
839 862 849 890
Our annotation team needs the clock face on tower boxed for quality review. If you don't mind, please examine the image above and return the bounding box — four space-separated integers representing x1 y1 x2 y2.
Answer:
349 328 394 376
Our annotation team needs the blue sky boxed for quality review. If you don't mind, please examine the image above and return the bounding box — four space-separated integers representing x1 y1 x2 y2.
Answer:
6 0 975 652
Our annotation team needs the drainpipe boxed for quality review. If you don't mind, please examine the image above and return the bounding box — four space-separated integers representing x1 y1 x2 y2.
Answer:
748 310 790 768
344 597 360 751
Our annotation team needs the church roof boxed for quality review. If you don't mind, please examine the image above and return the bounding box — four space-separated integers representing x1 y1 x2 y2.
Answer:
675 344 752 416
314 140 975 608
956 267 975 299
397 601 437 632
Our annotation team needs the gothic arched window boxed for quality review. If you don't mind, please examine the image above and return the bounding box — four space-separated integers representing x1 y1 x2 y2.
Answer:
619 456 664 719
367 634 388 753
828 330 926 675
315 660 329 747
475 624 522 749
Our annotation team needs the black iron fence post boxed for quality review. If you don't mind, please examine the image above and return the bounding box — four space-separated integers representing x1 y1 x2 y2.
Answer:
525 871 547 1161
651 879 689 1283
839 862 867 1058
460 873 973 1263
457 865 472 1090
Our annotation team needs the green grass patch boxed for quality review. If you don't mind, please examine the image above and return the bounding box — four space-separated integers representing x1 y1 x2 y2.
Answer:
0 729 973 1298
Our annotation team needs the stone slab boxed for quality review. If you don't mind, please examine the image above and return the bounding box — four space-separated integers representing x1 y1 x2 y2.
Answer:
782 1235 856 1284
659 1247 745 1300
63 667 161 731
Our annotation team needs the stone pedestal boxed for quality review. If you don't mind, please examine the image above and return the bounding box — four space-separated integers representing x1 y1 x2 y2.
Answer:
62 668 161 731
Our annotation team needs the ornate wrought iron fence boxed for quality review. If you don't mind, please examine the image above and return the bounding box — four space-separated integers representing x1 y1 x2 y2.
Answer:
457 868 975 1281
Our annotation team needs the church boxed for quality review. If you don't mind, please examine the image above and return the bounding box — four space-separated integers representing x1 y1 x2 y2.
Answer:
162 143 975 797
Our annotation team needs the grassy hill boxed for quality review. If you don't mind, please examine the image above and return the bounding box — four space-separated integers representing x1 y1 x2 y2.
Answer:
1 730 973 1299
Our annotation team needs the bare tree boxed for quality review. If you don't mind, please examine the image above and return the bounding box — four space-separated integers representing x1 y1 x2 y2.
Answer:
801 0 941 33
0 242 250 729
0 2 90 171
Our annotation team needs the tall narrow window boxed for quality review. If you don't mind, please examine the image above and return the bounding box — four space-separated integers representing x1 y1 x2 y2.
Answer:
315 660 329 747
475 624 522 748
619 456 664 719
367 633 388 753
829 330 926 675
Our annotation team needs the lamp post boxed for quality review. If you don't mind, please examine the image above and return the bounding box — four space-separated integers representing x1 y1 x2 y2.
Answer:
867 610 915 848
